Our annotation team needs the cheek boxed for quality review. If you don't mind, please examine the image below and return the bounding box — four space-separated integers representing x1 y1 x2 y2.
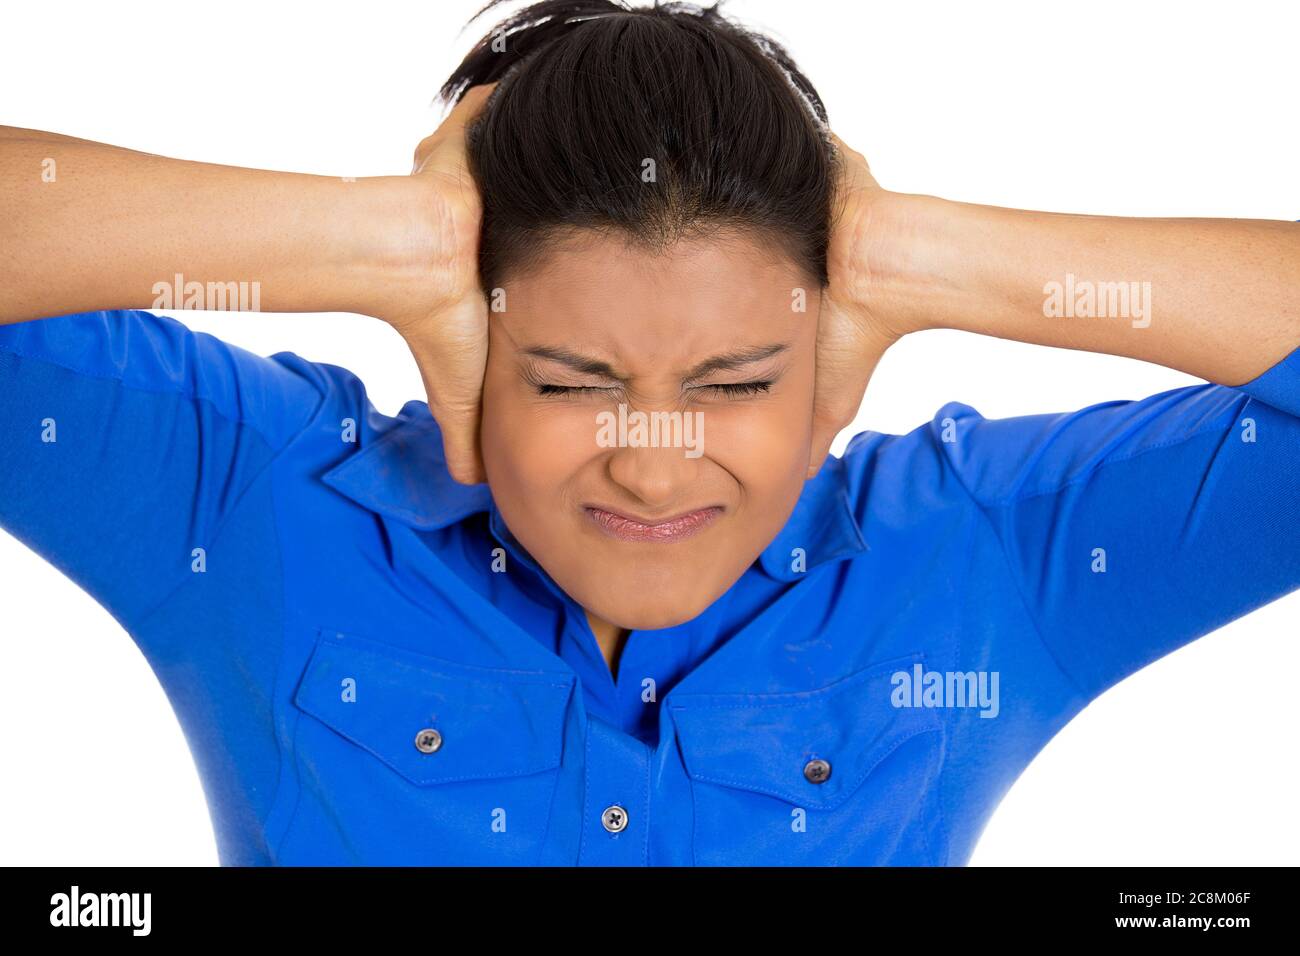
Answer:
481 388 603 499
697 397 813 508
699 362 815 477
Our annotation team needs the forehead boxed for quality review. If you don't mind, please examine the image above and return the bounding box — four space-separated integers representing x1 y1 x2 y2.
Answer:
495 231 816 365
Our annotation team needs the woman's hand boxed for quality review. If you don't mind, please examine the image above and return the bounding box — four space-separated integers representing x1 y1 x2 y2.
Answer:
0 87 499 487
807 131 1300 484
807 133 912 479
386 83 498 485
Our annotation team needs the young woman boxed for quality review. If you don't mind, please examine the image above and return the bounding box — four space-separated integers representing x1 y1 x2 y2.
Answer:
1 0 1297 866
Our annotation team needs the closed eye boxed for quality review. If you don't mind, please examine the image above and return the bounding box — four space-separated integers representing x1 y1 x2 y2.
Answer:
535 382 772 398
696 381 772 398
535 383 620 397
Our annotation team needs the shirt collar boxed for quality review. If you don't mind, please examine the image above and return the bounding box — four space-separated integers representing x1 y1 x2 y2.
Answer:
754 452 870 580
320 401 493 530
320 401 868 580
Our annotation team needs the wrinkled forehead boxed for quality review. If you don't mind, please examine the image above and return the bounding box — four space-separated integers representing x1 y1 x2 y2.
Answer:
491 231 818 371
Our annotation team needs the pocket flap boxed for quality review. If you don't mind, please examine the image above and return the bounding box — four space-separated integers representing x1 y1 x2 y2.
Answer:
668 653 942 812
292 629 575 786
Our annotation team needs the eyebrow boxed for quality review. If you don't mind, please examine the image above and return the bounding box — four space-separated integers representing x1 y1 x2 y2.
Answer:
521 343 790 381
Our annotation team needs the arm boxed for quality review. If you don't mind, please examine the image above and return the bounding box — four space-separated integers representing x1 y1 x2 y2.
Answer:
0 88 498 628
0 308 328 627
809 134 1300 477
821 137 1300 696
0 126 433 323
0 83 497 481
863 193 1300 385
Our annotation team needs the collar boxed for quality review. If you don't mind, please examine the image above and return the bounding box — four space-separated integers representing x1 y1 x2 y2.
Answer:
754 452 870 580
320 401 868 581
320 401 493 529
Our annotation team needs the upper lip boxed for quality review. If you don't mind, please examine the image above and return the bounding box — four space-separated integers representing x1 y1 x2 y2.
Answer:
583 504 723 525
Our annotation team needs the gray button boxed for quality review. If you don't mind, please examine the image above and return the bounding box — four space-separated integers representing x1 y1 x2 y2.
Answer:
414 728 443 753
601 805 628 833
803 758 831 784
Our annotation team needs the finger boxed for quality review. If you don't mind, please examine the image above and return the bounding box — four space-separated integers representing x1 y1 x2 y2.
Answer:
426 385 487 487
806 298 850 478
412 346 485 486
436 405 486 486
416 82 499 176
402 329 488 485
443 81 498 131
829 130 869 169
806 422 838 479
806 367 861 478
410 356 484 485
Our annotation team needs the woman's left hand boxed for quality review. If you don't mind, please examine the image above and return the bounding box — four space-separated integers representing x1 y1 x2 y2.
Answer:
808 133 911 479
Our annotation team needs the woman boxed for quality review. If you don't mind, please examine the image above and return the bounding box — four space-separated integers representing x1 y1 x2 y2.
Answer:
1 0 1297 866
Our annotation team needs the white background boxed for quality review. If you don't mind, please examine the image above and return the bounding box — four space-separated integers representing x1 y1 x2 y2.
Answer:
0 0 1296 865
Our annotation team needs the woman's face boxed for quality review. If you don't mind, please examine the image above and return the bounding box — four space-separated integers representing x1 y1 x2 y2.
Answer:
481 230 820 631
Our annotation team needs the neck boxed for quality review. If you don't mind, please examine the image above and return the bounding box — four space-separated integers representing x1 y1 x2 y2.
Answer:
585 610 631 678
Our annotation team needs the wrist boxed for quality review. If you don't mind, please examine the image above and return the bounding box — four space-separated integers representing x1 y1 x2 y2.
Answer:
334 176 431 322
341 175 479 329
845 190 963 336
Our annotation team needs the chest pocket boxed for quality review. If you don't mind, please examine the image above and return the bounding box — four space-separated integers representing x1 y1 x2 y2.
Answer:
668 652 947 865
273 628 574 865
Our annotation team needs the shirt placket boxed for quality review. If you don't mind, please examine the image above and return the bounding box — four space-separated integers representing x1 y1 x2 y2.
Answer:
577 715 652 866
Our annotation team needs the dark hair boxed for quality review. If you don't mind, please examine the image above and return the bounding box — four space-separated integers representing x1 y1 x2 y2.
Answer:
439 0 837 293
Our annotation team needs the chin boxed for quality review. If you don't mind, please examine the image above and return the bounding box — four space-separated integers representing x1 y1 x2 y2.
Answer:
570 564 738 632
593 602 705 633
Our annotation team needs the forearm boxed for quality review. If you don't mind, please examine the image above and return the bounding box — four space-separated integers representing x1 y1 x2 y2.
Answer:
868 193 1300 385
0 127 436 324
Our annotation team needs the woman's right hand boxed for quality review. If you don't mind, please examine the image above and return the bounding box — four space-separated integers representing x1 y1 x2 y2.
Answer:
1 85 498 490
385 83 498 485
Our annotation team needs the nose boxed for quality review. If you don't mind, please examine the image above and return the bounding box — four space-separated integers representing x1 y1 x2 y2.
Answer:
605 441 700 509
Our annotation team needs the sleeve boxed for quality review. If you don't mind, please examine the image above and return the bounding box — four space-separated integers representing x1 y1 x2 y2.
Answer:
0 309 326 629
936 343 1300 700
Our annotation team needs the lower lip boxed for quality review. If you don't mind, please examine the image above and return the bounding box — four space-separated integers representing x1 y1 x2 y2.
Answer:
584 506 723 543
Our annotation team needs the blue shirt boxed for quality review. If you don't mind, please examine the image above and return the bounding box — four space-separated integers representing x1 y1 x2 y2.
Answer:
2 308 1298 866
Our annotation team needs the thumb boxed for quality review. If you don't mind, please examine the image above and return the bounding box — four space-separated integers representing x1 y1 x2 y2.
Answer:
413 352 485 486
433 400 486 486
400 297 489 487
806 294 896 479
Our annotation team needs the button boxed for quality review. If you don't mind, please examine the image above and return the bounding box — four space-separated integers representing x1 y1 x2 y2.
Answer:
803 758 831 784
414 728 443 753
601 805 628 833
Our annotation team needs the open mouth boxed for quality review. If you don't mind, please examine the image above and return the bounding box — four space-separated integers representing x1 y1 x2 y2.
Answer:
583 505 724 543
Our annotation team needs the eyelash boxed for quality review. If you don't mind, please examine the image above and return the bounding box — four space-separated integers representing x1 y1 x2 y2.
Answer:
535 382 773 399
